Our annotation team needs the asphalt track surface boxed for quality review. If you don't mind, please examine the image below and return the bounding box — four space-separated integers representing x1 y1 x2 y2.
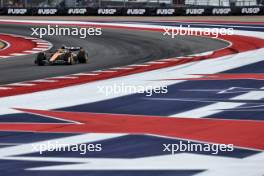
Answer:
0 23 228 84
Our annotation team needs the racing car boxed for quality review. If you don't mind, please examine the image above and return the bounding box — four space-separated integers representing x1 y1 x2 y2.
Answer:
35 46 88 66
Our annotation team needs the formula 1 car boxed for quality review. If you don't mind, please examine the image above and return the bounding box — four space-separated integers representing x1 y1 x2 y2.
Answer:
35 46 88 66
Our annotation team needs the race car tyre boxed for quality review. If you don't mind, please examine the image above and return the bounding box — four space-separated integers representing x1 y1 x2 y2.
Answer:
35 52 46 66
77 50 88 63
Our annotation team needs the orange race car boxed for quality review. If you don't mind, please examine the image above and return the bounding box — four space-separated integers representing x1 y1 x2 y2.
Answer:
35 46 88 66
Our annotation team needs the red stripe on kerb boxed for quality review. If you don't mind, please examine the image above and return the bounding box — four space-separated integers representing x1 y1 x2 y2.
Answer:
0 34 36 55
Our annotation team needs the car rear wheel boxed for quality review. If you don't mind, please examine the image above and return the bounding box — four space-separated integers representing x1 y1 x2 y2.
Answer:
77 50 88 63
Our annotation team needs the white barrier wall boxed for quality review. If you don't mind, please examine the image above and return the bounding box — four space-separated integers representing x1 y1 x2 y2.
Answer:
185 0 257 6
235 0 257 6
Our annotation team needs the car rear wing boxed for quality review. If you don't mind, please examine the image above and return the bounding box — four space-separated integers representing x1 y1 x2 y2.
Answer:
65 47 82 51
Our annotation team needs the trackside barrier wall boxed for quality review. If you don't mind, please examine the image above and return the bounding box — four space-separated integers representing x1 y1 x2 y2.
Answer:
0 6 263 16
